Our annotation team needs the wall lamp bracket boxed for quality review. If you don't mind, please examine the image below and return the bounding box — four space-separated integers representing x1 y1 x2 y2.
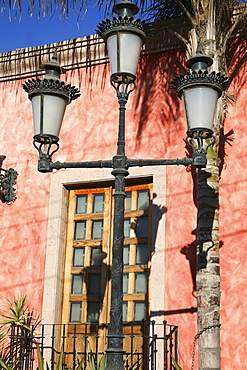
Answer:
0 167 18 204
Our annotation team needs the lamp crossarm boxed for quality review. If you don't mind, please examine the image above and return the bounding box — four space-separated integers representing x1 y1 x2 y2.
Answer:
50 160 114 171
42 156 194 173
127 157 193 167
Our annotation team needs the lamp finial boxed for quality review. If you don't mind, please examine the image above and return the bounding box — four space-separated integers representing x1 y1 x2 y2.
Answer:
52 48 58 62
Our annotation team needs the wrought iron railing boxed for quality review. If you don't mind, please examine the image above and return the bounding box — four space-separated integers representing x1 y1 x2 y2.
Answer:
4 321 178 370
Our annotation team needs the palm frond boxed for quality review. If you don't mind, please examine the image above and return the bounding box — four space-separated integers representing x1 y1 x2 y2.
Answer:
146 0 194 21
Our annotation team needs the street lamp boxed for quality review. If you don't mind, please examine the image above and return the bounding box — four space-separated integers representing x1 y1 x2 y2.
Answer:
22 49 80 172
171 44 230 158
23 2 229 369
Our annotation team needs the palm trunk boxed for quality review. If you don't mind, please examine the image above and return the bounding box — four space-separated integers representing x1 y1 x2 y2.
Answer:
189 5 225 367
196 155 221 370
195 64 223 369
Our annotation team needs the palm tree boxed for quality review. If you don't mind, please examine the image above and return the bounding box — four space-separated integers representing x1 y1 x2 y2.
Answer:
148 1 246 369
1 0 246 369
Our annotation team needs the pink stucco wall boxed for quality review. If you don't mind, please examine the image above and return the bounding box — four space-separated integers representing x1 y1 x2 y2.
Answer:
219 40 247 369
0 39 246 370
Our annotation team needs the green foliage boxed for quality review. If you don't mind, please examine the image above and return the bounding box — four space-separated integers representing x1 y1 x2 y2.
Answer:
86 342 107 370
171 355 183 370
36 345 44 370
0 295 40 370
0 358 13 370
37 345 86 370
146 0 194 21
0 295 39 331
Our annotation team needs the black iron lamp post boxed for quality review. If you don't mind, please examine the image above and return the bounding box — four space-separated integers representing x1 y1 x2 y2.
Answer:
23 3 229 370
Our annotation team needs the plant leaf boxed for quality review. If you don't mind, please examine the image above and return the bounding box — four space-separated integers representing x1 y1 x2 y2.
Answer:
56 348 64 370
171 355 183 370
0 358 13 370
37 345 45 370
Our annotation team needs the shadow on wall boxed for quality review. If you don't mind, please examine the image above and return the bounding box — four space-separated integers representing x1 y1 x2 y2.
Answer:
151 193 167 256
181 229 224 294
227 36 247 99
151 307 197 317
133 49 186 150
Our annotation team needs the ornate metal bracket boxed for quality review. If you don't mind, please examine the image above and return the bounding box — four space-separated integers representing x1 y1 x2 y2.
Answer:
185 131 216 168
0 167 18 204
110 74 136 101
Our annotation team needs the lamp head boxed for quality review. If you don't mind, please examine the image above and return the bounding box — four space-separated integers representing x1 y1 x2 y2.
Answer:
23 50 80 171
171 45 230 138
96 0 146 83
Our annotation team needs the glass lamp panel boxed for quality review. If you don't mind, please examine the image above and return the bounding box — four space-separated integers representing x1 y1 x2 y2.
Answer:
182 86 218 131
70 302 82 322
31 94 67 137
107 32 142 77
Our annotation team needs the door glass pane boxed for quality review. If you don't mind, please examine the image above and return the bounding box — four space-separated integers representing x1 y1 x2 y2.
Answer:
136 217 148 238
76 195 87 214
93 194 104 213
92 220 103 239
123 245 129 266
88 274 101 295
135 272 147 293
123 273 129 294
70 302 82 322
73 248 85 267
122 302 127 322
124 218 130 238
91 247 102 266
136 244 148 265
74 221 86 240
87 302 100 323
134 302 146 321
125 192 131 212
137 190 149 210
71 274 83 294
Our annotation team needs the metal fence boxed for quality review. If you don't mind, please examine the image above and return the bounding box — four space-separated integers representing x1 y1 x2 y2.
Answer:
5 321 178 370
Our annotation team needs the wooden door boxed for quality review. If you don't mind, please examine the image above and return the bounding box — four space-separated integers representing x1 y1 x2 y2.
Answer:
61 182 153 369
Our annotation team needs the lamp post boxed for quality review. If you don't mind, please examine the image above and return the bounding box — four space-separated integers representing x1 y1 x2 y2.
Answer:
23 3 229 369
